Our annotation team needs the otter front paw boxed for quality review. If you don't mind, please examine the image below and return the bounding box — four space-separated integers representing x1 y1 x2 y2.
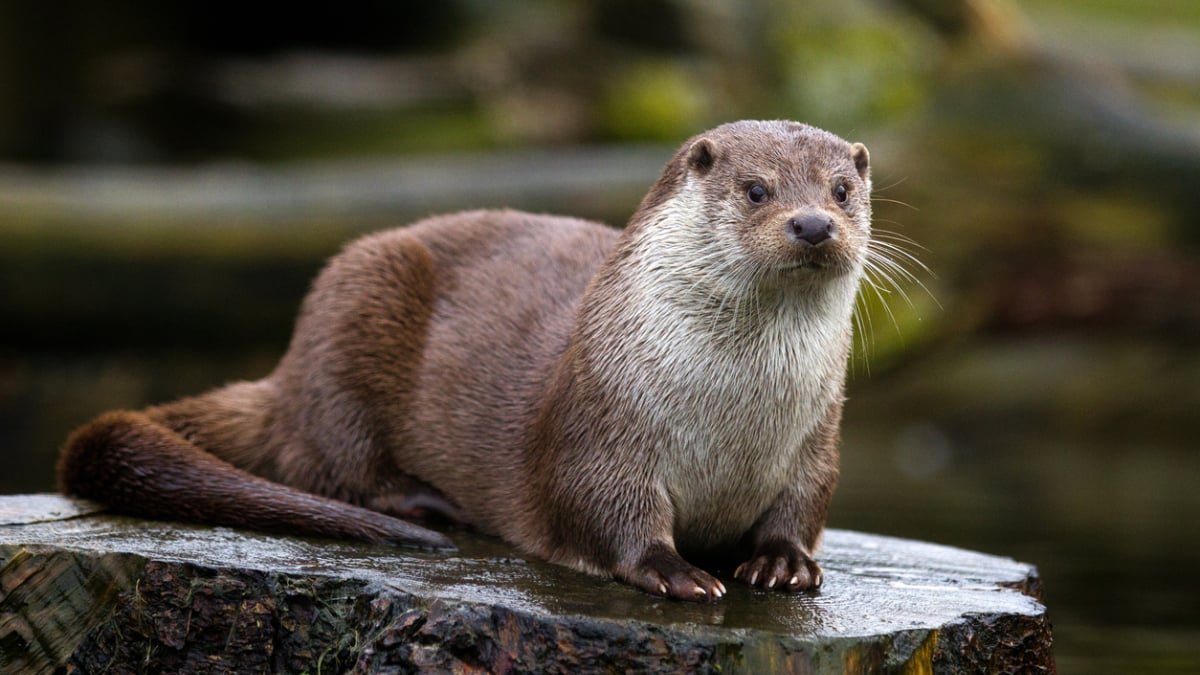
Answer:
619 542 726 602
734 539 823 592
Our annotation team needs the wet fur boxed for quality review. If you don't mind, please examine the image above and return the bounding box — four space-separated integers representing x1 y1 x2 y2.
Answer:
60 120 873 601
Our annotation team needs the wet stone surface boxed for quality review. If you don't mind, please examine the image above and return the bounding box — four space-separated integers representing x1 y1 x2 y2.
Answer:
0 494 1054 673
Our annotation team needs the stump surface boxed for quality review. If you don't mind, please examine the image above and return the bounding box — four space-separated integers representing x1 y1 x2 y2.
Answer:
0 494 1054 673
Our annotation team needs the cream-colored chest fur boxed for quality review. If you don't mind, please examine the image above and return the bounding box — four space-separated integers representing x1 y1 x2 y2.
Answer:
590 250 858 550
626 287 852 549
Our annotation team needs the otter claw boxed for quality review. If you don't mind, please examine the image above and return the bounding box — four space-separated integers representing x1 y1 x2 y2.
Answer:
621 542 725 602
735 539 823 593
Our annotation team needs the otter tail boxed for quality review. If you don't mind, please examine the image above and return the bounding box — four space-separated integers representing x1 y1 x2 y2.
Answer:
58 409 453 551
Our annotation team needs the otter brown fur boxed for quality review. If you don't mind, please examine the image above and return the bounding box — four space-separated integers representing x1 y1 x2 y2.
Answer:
59 120 873 602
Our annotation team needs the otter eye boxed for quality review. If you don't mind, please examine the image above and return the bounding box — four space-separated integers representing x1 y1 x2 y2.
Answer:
747 184 769 204
833 183 848 204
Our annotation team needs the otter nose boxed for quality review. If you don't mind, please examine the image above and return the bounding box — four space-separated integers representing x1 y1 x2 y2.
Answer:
785 212 836 246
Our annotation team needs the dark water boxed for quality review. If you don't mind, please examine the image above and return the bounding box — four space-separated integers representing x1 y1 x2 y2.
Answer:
836 336 1200 674
2 334 1197 672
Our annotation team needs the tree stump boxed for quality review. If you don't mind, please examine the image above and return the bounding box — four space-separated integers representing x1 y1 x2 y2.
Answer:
0 494 1053 673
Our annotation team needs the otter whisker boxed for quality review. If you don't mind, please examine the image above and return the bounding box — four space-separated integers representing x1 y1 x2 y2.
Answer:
851 225 938 364
870 176 909 193
872 228 928 249
866 250 920 305
851 289 875 373
870 236 933 275
868 244 940 310
861 264 905 335
870 196 919 211
867 247 921 291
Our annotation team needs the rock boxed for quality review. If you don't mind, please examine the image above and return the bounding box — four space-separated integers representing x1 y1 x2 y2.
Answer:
0 494 1054 673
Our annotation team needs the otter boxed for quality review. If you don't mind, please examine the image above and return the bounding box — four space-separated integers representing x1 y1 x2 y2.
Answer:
59 120 874 602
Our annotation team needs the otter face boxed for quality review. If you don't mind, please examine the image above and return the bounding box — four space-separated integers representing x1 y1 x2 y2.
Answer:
684 121 873 280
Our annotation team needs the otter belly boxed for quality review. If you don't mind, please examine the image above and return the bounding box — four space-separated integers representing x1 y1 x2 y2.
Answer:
665 417 814 550
607 287 851 552
644 333 835 550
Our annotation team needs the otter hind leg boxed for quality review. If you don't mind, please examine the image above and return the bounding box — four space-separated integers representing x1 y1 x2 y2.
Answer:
369 482 467 527
58 409 453 551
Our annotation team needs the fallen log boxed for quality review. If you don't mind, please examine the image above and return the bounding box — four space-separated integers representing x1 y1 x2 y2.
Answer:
0 494 1053 673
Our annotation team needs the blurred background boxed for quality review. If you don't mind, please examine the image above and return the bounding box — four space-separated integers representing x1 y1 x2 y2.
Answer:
1 0 1197 671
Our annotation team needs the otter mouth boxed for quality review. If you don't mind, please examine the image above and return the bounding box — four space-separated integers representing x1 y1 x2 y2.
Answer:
780 260 828 272
778 255 858 276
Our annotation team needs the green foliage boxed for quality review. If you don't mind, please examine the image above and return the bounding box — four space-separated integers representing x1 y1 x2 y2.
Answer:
242 106 503 161
767 3 938 129
600 60 713 141
1014 0 1200 24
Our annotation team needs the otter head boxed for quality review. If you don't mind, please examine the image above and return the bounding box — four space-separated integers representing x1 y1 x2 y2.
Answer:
690 121 871 278
633 121 872 297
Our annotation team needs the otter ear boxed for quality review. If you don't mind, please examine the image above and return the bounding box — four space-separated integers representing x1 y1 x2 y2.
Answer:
686 138 717 175
851 142 870 180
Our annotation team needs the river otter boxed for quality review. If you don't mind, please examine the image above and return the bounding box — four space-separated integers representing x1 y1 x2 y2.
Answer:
59 120 874 602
